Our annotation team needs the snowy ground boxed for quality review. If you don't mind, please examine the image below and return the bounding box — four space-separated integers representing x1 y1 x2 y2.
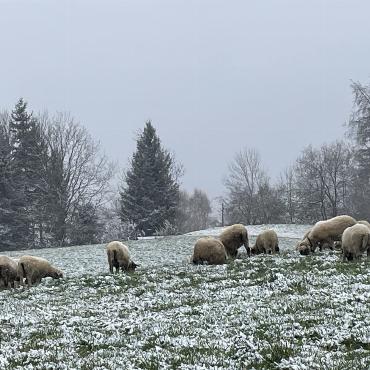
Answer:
0 225 370 369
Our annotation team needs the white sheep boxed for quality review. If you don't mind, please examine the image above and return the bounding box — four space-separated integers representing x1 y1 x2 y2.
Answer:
18 256 63 287
342 224 370 261
190 237 227 265
0 256 19 289
298 215 356 254
106 241 138 273
219 224 249 257
251 229 279 255
357 220 370 229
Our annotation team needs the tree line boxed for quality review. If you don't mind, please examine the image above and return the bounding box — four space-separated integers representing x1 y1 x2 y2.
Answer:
1 81 369 250
224 82 370 225
0 106 212 251
0 100 114 250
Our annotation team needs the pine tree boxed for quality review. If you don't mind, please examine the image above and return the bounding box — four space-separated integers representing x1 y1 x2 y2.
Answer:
69 202 102 245
348 82 370 219
120 121 180 236
0 116 16 250
9 98 48 247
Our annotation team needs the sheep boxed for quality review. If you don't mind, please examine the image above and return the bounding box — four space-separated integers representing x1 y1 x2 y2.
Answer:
219 224 249 258
342 224 370 261
251 229 279 255
357 220 370 229
106 241 138 273
298 215 356 254
190 237 227 265
0 256 19 289
297 244 311 256
18 256 63 287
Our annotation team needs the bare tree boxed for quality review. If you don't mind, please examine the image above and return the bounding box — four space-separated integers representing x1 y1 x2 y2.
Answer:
175 188 212 233
294 141 353 222
39 112 114 245
278 166 296 223
224 148 270 224
187 189 212 231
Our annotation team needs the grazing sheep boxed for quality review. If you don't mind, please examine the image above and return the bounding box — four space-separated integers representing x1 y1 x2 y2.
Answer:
219 224 249 258
297 244 311 256
357 220 370 229
251 229 279 255
106 241 138 273
342 224 370 261
298 215 356 254
191 237 227 265
18 256 63 287
0 256 19 289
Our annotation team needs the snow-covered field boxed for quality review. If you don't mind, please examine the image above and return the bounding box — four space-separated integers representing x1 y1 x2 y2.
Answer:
1 224 370 369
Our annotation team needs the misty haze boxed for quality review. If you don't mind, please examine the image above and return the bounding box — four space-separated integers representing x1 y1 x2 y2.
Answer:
1 1 370 369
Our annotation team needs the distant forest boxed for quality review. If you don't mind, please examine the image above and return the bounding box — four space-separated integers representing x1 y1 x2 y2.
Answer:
1 81 370 250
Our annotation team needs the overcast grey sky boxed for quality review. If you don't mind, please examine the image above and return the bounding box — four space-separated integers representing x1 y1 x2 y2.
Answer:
1 0 370 199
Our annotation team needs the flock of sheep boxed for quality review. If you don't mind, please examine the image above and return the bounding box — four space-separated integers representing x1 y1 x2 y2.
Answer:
186 215 370 265
296 215 370 260
0 255 63 289
0 215 369 290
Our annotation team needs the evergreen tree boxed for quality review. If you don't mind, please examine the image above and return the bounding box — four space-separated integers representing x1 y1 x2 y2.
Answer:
0 114 16 250
9 98 48 246
120 121 180 235
69 202 102 245
348 81 370 219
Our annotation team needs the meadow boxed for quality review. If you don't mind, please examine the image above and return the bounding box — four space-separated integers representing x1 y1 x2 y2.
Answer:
0 225 369 369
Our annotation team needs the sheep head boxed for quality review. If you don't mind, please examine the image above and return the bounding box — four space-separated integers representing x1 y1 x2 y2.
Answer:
127 261 139 272
51 268 63 279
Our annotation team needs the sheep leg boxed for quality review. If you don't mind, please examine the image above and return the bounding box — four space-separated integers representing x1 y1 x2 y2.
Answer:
328 239 334 251
342 253 346 262
318 241 323 251
18 263 26 286
362 234 369 252
27 273 33 288
229 249 237 258
309 244 315 253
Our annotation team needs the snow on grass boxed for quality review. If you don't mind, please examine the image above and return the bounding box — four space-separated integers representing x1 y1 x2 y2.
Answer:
186 223 312 239
0 225 370 369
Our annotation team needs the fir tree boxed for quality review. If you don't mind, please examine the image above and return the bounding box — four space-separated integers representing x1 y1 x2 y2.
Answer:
69 202 102 245
120 121 179 236
9 98 48 246
0 117 16 250
348 82 370 219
